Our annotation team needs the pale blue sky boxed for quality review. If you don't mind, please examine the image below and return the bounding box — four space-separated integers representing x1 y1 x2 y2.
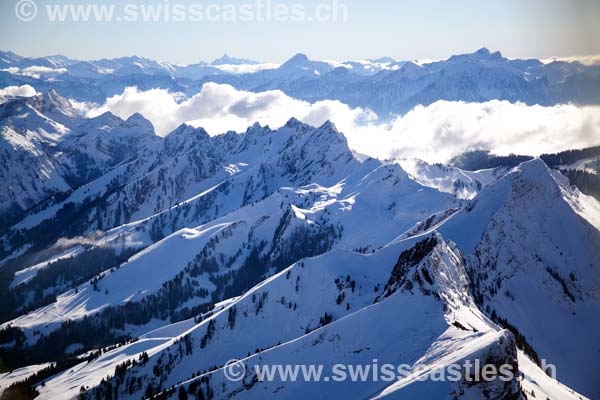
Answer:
1 0 599 64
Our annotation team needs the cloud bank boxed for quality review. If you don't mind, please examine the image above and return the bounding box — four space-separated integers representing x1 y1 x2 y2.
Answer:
541 54 600 66
212 63 280 74
87 83 361 137
1 66 68 79
0 84 38 103
86 84 600 164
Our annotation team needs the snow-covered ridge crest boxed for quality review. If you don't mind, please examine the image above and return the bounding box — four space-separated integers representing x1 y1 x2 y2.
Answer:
378 235 474 313
3 47 600 122
430 157 600 397
0 87 598 398
32 232 514 400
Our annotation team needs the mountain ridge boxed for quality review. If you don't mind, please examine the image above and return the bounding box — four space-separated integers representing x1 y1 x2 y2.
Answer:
0 82 599 399
2 48 600 116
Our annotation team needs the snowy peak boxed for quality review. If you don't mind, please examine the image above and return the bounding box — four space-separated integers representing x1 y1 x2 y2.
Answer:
241 121 272 138
369 56 397 64
278 53 333 75
281 118 350 158
498 158 567 210
448 47 505 63
318 119 338 132
210 54 259 65
433 157 600 397
283 116 303 129
475 47 494 56
378 234 473 314
33 89 76 117
511 157 557 186
0 89 74 121
164 123 211 154
167 122 209 139
121 112 155 134
451 159 558 212
282 118 338 136
85 110 123 127
282 52 310 67
438 158 567 251
399 61 425 73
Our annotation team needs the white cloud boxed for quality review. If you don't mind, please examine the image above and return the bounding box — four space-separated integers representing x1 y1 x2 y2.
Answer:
0 84 38 103
350 101 600 163
1 67 20 74
21 66 68 74
88 84 317 136
86 84 600 163
2 66 68 79
69 98 95 115
541 54 600 66
212 63 280 74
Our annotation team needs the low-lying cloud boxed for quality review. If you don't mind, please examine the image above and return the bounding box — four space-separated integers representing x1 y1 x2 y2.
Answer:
0 84 38 103
1 66 68 79
87 83 362 137
541 54 600 66
364 101 600 163
85 83 600 163
212 63 280 74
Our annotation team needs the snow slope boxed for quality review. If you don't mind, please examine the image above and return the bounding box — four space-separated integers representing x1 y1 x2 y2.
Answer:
33 233 583 400
435 159 600 397
0 88 598 399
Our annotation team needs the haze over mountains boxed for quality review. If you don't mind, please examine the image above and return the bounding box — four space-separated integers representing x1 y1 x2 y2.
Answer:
2 47 600 115
0 48 599 400
3 47 600 164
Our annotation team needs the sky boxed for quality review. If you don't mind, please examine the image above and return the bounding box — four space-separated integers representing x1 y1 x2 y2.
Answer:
1 0 599 64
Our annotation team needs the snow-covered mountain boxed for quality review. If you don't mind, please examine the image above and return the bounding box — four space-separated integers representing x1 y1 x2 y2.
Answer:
0 90 159 231
0 89 598 400
2 48 599 115
210 54 259 66
438 159 600 396
32 233 524 400
194 48 600 115
0 92 460 329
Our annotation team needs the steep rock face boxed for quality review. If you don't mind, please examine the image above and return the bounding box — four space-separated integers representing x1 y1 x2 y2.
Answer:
35 234 522 400
377 236 440 298
438 159 600 397
374 330 521 400
377 236 477 320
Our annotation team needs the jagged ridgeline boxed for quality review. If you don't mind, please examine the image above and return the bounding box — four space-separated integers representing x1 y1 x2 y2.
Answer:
2 48 600 115
0 88 599 399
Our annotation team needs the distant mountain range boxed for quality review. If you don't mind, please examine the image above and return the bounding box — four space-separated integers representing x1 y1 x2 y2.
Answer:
0 90 599 399
2 48 599 115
